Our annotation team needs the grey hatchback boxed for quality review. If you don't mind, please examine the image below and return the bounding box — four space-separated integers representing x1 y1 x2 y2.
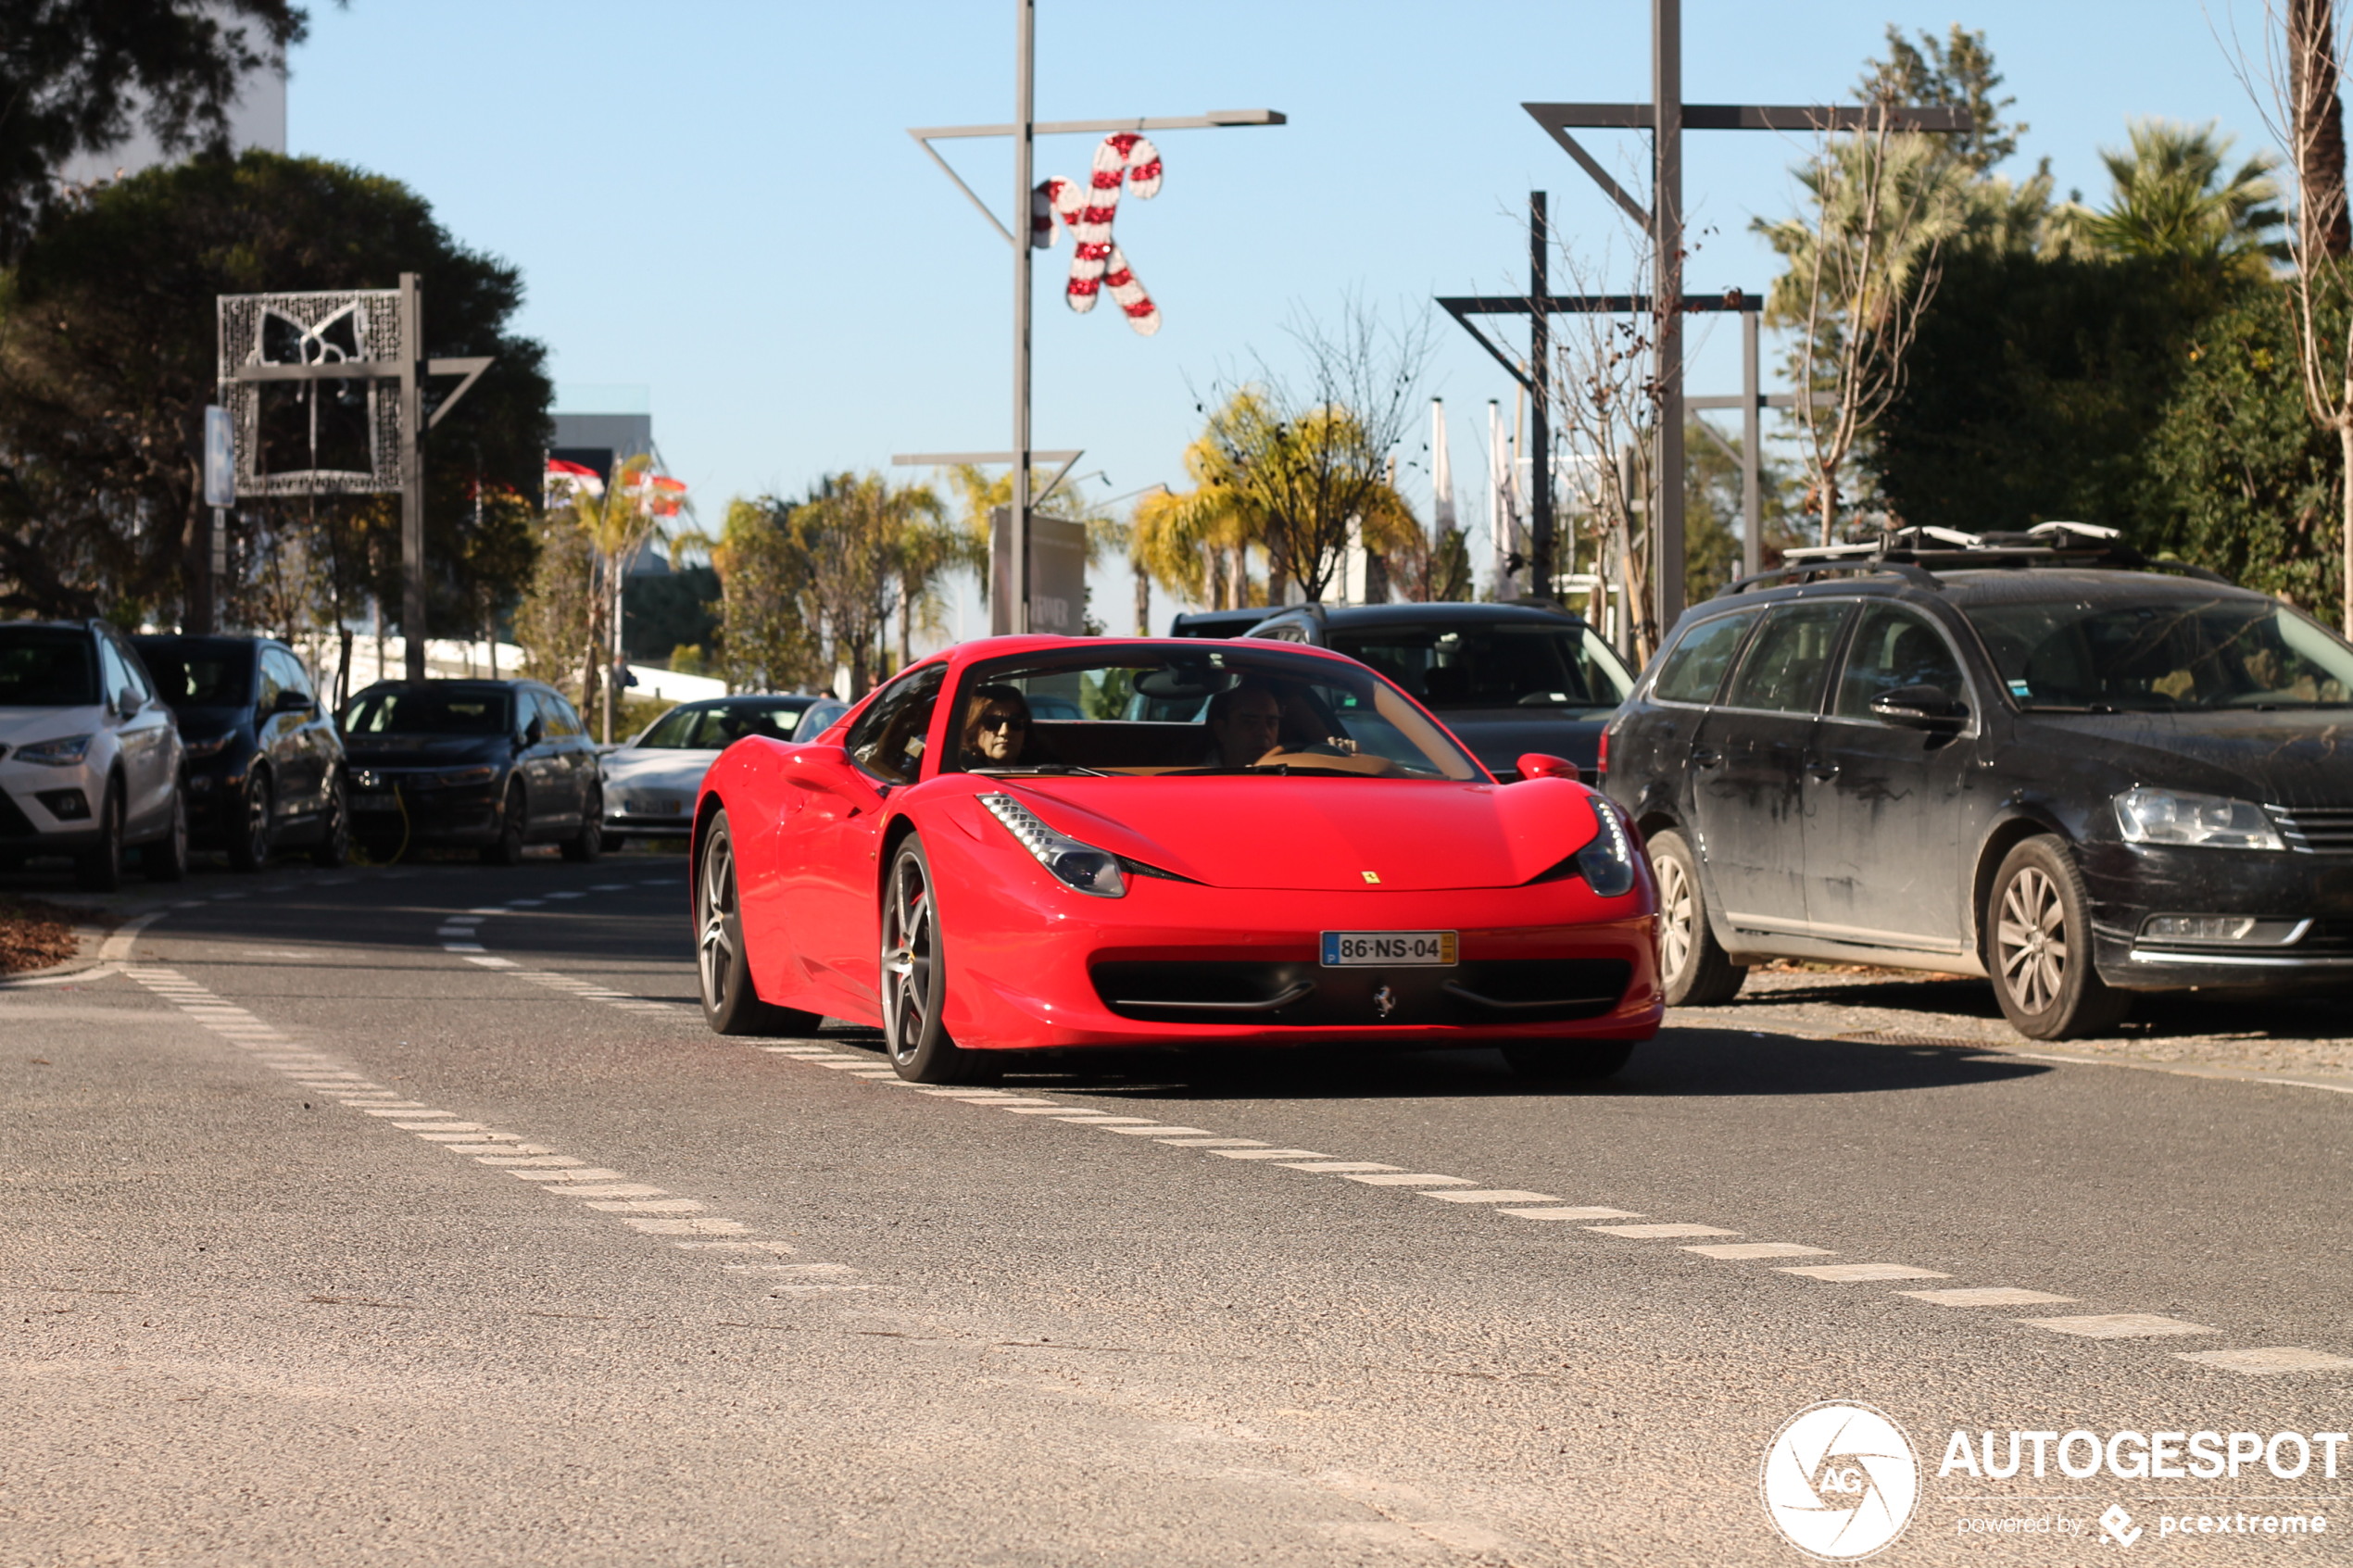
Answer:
1603 537 2353 1039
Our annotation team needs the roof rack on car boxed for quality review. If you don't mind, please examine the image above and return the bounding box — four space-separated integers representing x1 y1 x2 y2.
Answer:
1719 521 2231 598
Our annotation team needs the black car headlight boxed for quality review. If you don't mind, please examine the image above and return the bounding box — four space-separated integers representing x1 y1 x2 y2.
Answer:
1574 797 1640 898
980 793 1126 897
436 765 499 787
181 734 234 760
2113 788 2284 851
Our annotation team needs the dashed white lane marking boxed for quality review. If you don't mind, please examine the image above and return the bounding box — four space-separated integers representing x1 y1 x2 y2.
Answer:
544 891 585 900
505 898 544 908
1901 1286 2076 1307
1778 1262 1950 1282
2021 1312 2217 1338
1420 1187 1553 1202
1213 1148 1331 1160
1342 1173 1476 1187
1686 1243 1833 1261
1100 1123 1214 1136
116 959 859 1298
2177 1347 2353 1374
1160 1136 1266 1148
1591 1223 1739 1239
588 884 630 891
1277 1160 1398 1173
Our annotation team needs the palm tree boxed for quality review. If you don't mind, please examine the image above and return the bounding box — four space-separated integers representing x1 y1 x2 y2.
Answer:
550 453 673 740
2076 119 2286 271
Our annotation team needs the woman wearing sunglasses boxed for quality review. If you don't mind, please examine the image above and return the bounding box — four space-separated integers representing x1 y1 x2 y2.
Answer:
959 684 1035 769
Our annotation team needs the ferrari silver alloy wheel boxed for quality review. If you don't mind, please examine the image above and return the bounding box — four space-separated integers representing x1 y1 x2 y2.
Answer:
882 852 935 1069
1655 848 1695 985
698 830 739 1015
1995 864 2068 1014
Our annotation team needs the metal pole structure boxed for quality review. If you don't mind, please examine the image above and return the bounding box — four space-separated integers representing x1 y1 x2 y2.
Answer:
398 272 427 683
1007 0 1036 636
1650 0 1684 640
1528 194 1553 599
1742 307 1762 579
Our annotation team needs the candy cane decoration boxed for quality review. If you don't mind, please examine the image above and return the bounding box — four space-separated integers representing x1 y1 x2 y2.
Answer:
1030 132 1164 336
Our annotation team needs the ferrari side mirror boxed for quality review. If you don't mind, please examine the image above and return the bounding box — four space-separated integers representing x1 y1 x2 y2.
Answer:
1516 752 1581 784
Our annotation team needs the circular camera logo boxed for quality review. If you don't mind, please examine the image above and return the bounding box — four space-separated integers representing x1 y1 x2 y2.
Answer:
1760 1401 1919 1560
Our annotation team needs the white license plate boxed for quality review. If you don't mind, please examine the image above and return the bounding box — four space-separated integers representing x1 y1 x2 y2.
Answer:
351 793 396 811
1320 930 1458 967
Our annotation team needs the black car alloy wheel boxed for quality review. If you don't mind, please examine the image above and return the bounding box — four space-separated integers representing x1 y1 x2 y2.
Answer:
1986 835 2128 1040
230 770 273 872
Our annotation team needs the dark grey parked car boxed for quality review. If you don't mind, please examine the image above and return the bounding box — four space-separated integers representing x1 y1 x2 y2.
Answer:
1602 534 2353 1039
341 680 603 864
1235 602 1636 778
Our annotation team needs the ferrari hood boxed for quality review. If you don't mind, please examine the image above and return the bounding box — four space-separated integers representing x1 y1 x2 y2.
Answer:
1000 776 1603 892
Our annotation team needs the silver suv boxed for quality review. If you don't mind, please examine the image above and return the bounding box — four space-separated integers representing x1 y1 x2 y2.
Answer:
0 620 186 888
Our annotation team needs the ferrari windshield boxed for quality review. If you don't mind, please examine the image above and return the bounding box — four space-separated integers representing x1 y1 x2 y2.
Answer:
945 645 1482 781
1966 596 2353 710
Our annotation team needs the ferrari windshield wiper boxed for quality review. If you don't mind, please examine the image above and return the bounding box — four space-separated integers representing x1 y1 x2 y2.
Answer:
970 763 1110 777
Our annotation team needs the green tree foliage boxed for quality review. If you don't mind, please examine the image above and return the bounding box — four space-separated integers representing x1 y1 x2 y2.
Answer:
1872 253 2231 533
2144 289 2344 612
0 1 308 259
709 496 821 695
0 150 551 624
514 503 592 695
1859 24 2025 175
2073 120 2285 271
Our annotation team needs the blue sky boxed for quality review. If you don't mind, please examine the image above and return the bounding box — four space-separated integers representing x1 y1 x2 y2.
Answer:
289 1 2281 636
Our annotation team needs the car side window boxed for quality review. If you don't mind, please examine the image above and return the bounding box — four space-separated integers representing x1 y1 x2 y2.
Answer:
256 651 285 714
1834 605 1969 721
538 691 583 738
843 664 947 784
1652 609 1761 706
1721 602 1852 714
512 689 540 740
270 648 315 703
97 636 136 710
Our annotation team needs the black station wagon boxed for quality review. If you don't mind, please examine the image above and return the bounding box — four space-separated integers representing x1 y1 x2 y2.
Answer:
1602 530 2353 1039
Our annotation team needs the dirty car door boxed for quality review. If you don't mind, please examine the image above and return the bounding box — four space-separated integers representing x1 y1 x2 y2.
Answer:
1687 600 1851 938
1806 602 1982 955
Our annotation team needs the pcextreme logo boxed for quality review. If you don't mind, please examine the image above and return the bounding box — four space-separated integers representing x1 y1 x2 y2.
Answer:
1762 1401 1921 1561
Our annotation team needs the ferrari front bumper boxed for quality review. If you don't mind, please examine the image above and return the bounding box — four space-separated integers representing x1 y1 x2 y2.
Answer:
933 847 1661 1051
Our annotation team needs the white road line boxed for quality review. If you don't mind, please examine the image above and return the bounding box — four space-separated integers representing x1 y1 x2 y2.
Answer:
1213 1148 1330 1160
1159 1137 1265 1148
463 956 520 968
1777 1263 1951 1282
1277 1160 1400 1173
1100 1124 1214 1136
2020 1312 2217 1338
1419 1188 1554 1202
1684 1243 1834 1261
545 892 585 900
1995 1048 2353 1097
1590 1223 1739 1239
476 1155 586 1167
626 1217 746 1236
1497 1207 1642 1221
442 944 486 953
538 1183 664 1198
588 884 630 891
1899 1286 2076 1307
1342 1173 1477 1187
584 1198 704 1213
506 899 544 908
2176 1348 2353 1374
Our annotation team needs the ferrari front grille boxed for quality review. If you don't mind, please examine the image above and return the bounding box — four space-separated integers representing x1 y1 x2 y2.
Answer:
1091 959 1630 1026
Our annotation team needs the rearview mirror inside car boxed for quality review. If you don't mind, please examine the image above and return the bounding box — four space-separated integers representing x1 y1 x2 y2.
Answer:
1869 684 1967 729
1516 752 1581 783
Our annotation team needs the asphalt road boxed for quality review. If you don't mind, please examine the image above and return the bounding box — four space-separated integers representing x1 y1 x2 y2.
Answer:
4 850 2348 1566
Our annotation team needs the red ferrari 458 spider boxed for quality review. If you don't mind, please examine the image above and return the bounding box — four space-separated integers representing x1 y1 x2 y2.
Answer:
690 636 1661 1083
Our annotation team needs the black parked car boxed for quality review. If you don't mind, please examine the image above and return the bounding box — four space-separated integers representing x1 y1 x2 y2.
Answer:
1603 530 2353 1038
340 679 602 864
1237 602 1636 778
132 634 347 871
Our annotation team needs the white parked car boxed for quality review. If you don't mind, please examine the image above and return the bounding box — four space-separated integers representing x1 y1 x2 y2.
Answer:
599 695 820 849
0 620 187 888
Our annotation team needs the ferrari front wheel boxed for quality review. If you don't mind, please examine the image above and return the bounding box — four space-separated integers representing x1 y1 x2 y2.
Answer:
696 809 822 1037
881 836 997 1084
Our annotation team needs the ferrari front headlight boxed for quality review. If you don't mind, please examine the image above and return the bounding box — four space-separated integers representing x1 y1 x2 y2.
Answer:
1575 796 1639 898
2113 788 2284 851
979 793 1126 898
